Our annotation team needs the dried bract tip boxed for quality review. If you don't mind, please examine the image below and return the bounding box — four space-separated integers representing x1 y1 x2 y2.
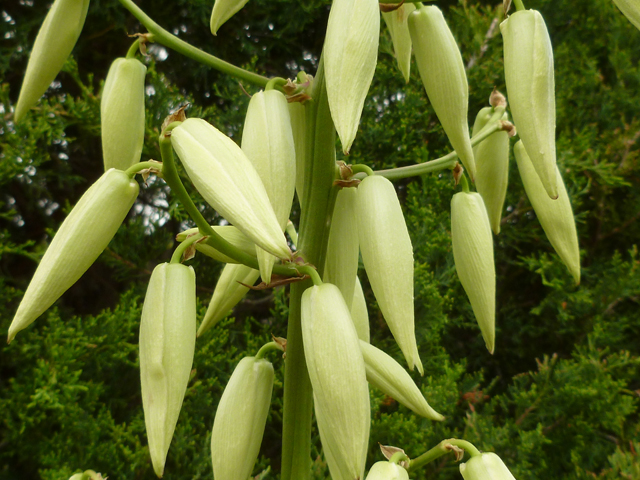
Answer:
500 120 517 137
490 88 507 108
453 163 464 185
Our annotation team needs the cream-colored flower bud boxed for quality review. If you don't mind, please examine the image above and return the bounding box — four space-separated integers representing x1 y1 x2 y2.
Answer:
324 188 359 308
409 6 475 180
351 277 370 343
514 141 580 284
210 0 249 35
171 118 290 260
366 461 409 480
302 283 369 480
324 0 379 154
198 263 260 337
501 9 558 199
8 169 138 343
382 3 416 83
176 225 257 264
460 452 517 480
472 107 510 234
451 191 496 353
357 175 423 374
211 356 274 480
359 340 443 421
101 57 147 171
139 263 196 478
288 101 307 206
14 0 90 123
241 90 296 283
613 0 640 30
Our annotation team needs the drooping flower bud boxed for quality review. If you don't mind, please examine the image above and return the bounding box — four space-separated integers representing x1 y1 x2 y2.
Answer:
170 118 291 260
139 263 196 478
211 356 274 480
241 90 296 283
8 169 139 343
351 276 370 343
101 57 147 172
324 188 359 308
409 6 475 180
365 461 409 480
14 0 90 123
198 263 260 337
501 9 558 199
324 0 379 154
460 452 517 480
451 191 496 353
210 0 249 35
356 175 423 374
472 107 510 234
301 283 369 480
359 340 443 421
382 3 416 83
613 0 640 30
176 225 256 264
288 101 308 206
514 141 580 284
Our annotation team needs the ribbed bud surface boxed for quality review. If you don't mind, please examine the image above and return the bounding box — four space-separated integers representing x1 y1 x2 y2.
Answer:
365 461 409 480
382 3 416 83
460 453 517 480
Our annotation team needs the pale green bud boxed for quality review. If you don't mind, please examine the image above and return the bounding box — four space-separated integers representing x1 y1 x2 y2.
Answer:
366 461 409 480
382 3 416 84
288 101 308 206
302 283 369 480
613 0 640 30
8 169 138 343
351 276 370 343
170 118 291 260
176 225 257 264
451 191 496 353
14 0 90 123
101 57 147 172
198 263 260 337
472 107 510 235
324 188 359 308
460 453 517 480
514 141 580 284
357 175 423 374
210 0 249 35
359 340 443 421
139 263 196 478
211 356 274 480
409 6 475 180
501 9 558 199
324 0 379 154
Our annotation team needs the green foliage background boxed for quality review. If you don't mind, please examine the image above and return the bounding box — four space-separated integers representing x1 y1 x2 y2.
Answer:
1 0 639 478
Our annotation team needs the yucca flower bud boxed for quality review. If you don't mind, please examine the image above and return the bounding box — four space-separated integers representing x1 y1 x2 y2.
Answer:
211 356 274 480
14 0 90 123
170 118 290 260
357 175 423 374
501 9 558 199
366 461 409 480
288 101 308 206
8 169 138 343
460 453 517 480
514 141 580 284
451 191 495 353
101 57 147 172
324 188 359 308
210 0 249 35
139 263 196 478
198 263 260 337
409 6 475 180
241 90 296 283
324 0 379 154
382 3 416 83
613 0 640 30
351 277 370 343
472 107 510 234
359 340 443 420
176 225 256 264
302 283 369 480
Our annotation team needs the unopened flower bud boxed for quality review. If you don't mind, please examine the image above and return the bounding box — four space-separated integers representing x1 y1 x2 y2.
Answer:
288 101 308 206
351 277 370 343
176 225 256 264
382 3 416 83
460 452 517 480
612 0 640 31
210 0 249 34
140 263 196 478
366 461 409 480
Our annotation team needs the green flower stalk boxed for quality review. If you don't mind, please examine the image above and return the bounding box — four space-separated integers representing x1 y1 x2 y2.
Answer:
14 0 90 123
301 283 370 480
357 175 424 374
170 118 291 260
210 0 250 34
324 0 379 154
351 277 370 343
8 168 138 343
501 9 558 199
409 6 476 180
613 0 640 30
210 356 274 480
514 141 580 284
365 461 409 480
176 225 256 264
451 191 496 353
460 452 517 480
139 263 196 478
360 340 444 420
382 3 416 84
101 57 147 171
